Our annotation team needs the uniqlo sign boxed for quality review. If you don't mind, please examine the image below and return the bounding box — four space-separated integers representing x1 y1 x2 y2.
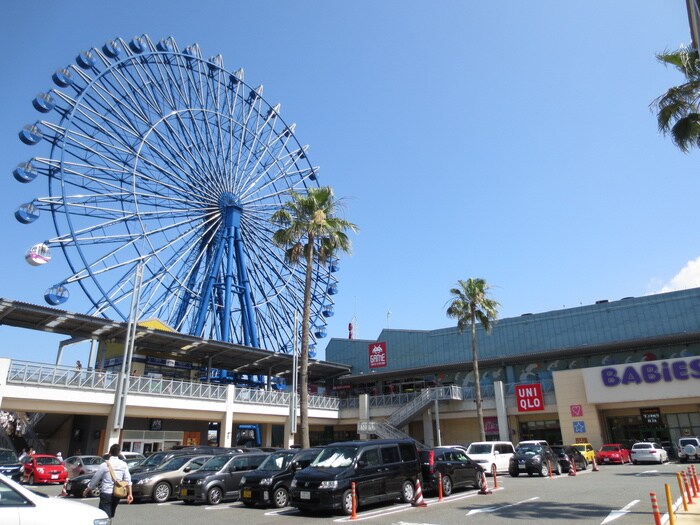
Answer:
368 342 387 368
515 383 544 412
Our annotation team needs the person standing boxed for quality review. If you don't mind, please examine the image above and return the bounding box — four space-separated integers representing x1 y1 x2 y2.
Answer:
84 443 133 518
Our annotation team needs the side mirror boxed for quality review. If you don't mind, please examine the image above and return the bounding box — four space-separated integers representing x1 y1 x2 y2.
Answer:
357 459 367 469
183 467 191 472
494 451 500 455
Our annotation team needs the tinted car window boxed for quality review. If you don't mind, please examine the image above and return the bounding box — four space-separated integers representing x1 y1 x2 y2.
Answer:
381 446 400 464
361 448 380 467
398 443 417 462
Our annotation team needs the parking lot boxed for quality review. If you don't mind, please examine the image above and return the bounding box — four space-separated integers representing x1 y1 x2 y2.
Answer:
32 460 691 525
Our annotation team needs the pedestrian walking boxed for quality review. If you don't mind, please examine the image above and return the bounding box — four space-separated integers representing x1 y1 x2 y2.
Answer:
84 443 133 518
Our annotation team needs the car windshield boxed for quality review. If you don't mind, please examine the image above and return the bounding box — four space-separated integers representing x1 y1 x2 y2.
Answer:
467 444 493 454
141 452 168 467
82 457 104 466
159 456 192 470
601 445 620 452
200 455 233 471
258 452 294 471
36 456 61 465
0 450 19 463
572 445 585 452
311 446 357 468
515 445 542 455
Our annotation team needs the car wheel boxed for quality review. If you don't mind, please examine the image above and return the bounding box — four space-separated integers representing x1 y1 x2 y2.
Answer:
207 486 223 505
582 459 588 470
272 487 289 508
153 481 171 503
341 489 353 516
441 475 453 497
539 463 549 477
633 459 638 465
400 480 415 503
28 474 35 485
474 472 485 490
509 470 519 477
554 462 561 476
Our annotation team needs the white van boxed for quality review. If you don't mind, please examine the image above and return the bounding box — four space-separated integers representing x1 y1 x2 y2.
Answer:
466 441 515 474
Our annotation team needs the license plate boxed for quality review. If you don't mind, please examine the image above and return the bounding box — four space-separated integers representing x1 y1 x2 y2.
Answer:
242 490 251 499
518 464 527 470
604 458 610 462
51 474 58 479
180 488 188 497
300 491 310 500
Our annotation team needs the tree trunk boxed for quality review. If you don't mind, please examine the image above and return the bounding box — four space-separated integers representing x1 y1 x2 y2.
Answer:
299 239 315 449
471 306 485 441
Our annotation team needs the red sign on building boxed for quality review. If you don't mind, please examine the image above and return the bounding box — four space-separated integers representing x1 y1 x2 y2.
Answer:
515 383 544 412
369 342 387 368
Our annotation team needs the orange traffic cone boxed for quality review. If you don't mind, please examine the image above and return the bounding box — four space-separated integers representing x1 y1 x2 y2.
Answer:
592 457 599 472
568 457 577 476
412 479 427 507
478 470 492 495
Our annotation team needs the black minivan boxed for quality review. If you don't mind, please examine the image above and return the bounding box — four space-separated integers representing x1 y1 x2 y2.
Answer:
290 439 420 515
239 448 322 508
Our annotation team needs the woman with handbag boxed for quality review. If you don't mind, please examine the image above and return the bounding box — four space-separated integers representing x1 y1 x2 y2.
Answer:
84 443 133 518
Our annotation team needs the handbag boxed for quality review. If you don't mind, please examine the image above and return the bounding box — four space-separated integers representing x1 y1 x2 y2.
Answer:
106 460 129 499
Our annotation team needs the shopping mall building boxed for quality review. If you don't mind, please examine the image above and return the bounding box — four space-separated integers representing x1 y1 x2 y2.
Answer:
324 287 700 450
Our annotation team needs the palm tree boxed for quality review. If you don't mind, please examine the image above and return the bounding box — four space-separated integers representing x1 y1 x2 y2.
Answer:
446 278 499 442
652 46 700 152
271 186 357 448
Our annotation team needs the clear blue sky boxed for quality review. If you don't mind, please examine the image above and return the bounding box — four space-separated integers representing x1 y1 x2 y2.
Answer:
1 1 698 365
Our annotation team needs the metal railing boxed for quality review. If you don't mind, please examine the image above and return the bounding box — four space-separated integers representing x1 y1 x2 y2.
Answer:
8 361 118 391
129 376 227 401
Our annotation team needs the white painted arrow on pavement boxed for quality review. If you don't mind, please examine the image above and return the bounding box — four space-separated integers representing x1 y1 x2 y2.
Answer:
601 499 640 524
466 496 539 516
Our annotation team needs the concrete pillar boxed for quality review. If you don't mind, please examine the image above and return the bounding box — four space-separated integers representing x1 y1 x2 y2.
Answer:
422 409 434 448
494 380 510 441
358 394 370 440
261 423 273 447
220 385 235 447
283 420 296 448
103 406 122 454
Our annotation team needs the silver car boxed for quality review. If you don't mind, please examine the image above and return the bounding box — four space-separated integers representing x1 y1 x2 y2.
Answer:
630 442 668 464
63 455 104 479
131 454 212 503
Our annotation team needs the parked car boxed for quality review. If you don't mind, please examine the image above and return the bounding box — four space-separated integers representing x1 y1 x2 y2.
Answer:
570 443 596 463
0 472 109 525
131 449 200 475
21 454 68 484
551 445 587 472
64 455 104 479
239 448 322 508
64 472 97 498
596 444 631 464
419 446 485 496
179 451 269 505
290 439 420 515
465 441 515 474
660 441 676 461
131 454 212 503
678 437 700 463
0 448 24 481
630 442 668 464
518 440 550 447
508 443 560 477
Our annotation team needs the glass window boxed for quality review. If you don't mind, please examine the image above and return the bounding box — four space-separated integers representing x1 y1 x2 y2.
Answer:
361 448 380 467
380 446 400 464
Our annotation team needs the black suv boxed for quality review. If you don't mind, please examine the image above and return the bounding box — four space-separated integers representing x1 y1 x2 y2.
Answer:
179 451 269 505
0 448 23 481
239 448 322 508
290 439 420 515
509 443 561 477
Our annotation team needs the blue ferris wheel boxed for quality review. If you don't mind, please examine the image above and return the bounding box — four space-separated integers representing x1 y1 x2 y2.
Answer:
14 34 339 354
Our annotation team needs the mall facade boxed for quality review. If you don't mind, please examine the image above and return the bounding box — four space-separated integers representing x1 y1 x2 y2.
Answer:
323 288 700 450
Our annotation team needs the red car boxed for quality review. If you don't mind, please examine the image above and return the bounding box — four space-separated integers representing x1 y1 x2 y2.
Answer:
22 454 68 484
596 444 631 465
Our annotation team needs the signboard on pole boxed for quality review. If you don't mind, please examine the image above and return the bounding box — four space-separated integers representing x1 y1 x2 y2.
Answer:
515 383 544 412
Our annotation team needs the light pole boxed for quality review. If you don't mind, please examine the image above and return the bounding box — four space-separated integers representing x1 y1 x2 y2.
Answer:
289 312 299 437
